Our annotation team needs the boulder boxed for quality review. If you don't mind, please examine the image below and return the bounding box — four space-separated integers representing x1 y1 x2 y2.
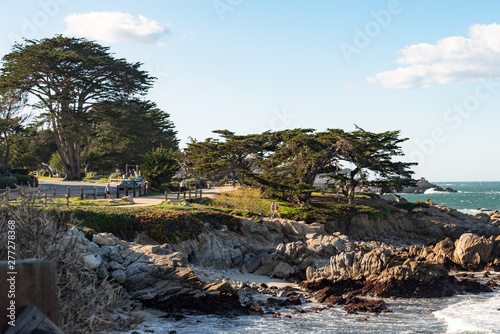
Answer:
82 253 102 269
111 270 127 284
453 233 494 266
273 262 294 278
92 233 118 246
330 249 390 280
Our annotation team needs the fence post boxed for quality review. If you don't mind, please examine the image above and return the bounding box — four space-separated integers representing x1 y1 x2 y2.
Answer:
80 187 84 199
94 187 97 200
125 185 129 197
133 185 136 197
139 185 142 196
53 187 56 197
200 189 202 199
43 194 47 208
3 192 7 203
0 259 60 333
67 187 71 199
177 192 180 200
165 191 168 201
116 187 120 199
65 195 69 207
189 190 191 199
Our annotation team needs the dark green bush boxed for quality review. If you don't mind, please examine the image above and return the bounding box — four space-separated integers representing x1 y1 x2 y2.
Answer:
0 176 17 189
132 210 204 243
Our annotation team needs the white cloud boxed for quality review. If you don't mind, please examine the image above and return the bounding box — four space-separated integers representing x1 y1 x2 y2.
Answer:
64 11 169 45
367 23 500 89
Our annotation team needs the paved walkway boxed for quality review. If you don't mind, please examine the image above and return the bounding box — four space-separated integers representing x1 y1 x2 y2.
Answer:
114 186 234 207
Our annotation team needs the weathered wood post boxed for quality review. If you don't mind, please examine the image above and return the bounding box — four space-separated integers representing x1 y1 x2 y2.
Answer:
177 192 180 200
3 192 7 203
53 187 56 197
66 187 71 199
0 259 60 333
189 190 191 199
93 187 97 200
116 187 120 199
200 189 202 199
125 185 129 197
43 194 47 208
165 191 168 201
139 185 142 196
65 195 69 207
80 187 84 200
133 185 136 197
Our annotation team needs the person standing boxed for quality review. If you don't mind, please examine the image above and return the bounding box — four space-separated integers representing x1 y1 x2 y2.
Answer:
271 202 276 218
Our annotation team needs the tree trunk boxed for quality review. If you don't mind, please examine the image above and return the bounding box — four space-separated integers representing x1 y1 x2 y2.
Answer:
347 186 356 204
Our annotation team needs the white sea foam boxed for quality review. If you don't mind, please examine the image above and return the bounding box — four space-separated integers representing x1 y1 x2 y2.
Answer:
433 292 500 334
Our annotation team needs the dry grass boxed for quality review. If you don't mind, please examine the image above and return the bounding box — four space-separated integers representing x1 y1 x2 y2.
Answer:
0 196 141 333
212 186 270 215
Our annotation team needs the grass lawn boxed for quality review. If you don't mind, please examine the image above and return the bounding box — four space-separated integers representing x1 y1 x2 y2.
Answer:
38 197 134 207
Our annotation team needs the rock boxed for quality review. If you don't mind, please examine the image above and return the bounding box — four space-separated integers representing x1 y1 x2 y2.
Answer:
474 213 491 223
245 255 262 273
396 197 408 203
381 194 396 202
254 265 275 276
273 262 294 278
330 249 390 280
109 261 126 271
121 196 134 202
82 253 102 269
453 233 494 266
111 270 127 284
92 233 118 246
205 282 235 294
343 297 389 314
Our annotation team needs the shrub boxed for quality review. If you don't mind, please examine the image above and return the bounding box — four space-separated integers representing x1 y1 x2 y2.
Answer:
109 172 122 180
0 176 17 189
38 169 47 177
132 210 204 243
0 200 132 333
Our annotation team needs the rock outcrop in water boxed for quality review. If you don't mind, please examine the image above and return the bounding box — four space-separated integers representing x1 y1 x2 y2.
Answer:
401 177 458 193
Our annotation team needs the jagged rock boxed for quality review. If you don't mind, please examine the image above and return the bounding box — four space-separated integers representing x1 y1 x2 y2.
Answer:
306 234 348 258
273 262 294 278
245 255 262 273
93 233 118 246
343 297 389 314
474 212 491 223
82 253 102 269
330 249 390 280
453 233 494 266
111 270 127 284
109 261 126 271
205 282 235 294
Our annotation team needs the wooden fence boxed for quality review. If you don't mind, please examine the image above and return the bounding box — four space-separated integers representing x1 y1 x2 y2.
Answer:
0 183 151 207
164 189 203 203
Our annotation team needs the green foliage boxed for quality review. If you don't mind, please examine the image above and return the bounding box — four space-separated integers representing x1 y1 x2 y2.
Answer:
86 100 178 171
142 146 179 190
132 210 203 243
109 173 122 180
37 169 47 177
0 176 16 189
69 207 137 240
49 152 65 176
2 35 154 180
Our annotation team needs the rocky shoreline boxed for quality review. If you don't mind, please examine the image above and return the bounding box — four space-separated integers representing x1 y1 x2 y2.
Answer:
401 177 458 193
67 200 500 328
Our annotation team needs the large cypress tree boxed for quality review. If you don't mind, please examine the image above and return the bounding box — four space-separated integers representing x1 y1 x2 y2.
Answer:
1 36 154 180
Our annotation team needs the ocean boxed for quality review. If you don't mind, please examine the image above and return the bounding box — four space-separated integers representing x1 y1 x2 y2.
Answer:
123 182 500 334
399 181 500 214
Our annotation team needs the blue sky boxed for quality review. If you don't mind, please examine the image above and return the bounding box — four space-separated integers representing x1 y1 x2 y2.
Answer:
1 0 499 181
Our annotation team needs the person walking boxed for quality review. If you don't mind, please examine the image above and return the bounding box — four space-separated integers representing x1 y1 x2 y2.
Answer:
271 202 276 218
105 183 111 199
